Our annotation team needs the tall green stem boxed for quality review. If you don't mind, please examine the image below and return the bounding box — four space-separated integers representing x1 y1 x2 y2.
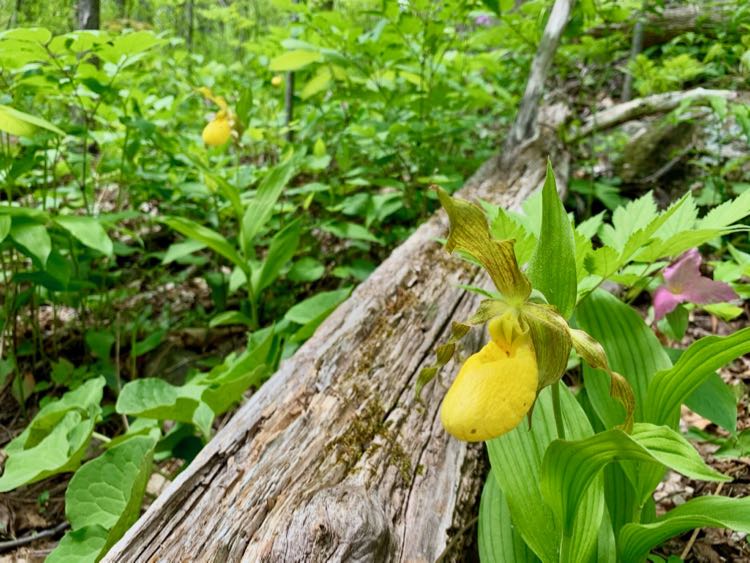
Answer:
551 381 566 439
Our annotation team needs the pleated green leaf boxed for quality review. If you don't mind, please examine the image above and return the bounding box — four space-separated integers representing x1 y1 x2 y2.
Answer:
619 496 750 562
241 154 299 251
528 161 577 319
163 216 248 275
540 423 728 535
478 473 540 563
487 385 604 563
645 327 750 427
603 464 639 541
576 290 671 427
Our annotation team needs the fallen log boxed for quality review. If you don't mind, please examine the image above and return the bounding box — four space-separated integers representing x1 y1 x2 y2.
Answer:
105 0 576 557
103 125 568 562
589 2 733 48
572 87 744 141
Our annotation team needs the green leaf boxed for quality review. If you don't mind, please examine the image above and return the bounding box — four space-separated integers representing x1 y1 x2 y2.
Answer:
320 220 381 243
200 363 266 415
569 328 636 432
645 328 750 426
528 161 577 319
0 412 95 492
116 378 205 423
0 216 11 242
131 329 165 358
196 330 275 414
599 192 658 252
285 287 352 342
85 330 114 360
659 305 688 341
584 246 619 277
10 220 51 266
55 216 113 256
487 385 604 563
209 310 254 328
703 302 744 321
478 473 540 563
301 67 332 99
576 290 671 427
685 372 737 434
540 423 728 535
619 496 750 562
256 219 301 293
699 189 750 229
241 154 299 251
0 104 64 137
479 0 500 15
45 525 108 563
162 239 207 264
269 50 322 71
111 31 162 57
51 436 156 561
65 435 155 532
287 257 325 282
634 228 729 263
285 287 352 324
163 216 247 275
489 206 537 265
0 27 52 44
0 377 104 492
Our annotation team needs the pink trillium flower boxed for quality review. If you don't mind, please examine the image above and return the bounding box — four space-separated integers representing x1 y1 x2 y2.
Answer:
653 248 738 321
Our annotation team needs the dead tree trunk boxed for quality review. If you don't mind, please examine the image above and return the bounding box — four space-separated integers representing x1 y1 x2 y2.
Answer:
104 2 574 560
572 87 745 140
506 0 574 149
77 0 100 30
104 124 567 563
587 2 732 47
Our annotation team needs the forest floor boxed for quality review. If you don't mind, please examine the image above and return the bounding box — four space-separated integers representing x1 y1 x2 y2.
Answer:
0 299 748 562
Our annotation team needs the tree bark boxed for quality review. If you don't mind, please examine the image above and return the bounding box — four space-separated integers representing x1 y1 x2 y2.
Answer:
102 1 576 558
589 2 732 48
506 0 575 150
103 113 569 562
620 17 644 102
77 0 100 30
572 87 745 141
185 0 194 52
8 0 21 28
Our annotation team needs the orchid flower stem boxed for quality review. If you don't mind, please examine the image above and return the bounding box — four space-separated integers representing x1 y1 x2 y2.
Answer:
92 432 111 444
551 382 566 440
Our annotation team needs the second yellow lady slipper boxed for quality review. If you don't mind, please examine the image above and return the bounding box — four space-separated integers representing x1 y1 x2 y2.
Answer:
440 312 538 442
202 112 232 146
197 87 233 147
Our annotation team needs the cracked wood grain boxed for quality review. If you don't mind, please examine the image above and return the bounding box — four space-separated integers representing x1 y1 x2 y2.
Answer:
104 130 568 563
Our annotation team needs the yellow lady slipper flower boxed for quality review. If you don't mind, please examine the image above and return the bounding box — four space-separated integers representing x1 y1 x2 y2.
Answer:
271 75 283 87
197 87 233 147
202 112 232 146
440 312 538 442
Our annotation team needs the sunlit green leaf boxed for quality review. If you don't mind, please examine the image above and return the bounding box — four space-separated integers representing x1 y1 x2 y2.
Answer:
620 496 750 562
528 161 577 319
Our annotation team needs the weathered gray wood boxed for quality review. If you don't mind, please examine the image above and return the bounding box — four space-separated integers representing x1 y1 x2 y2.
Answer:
589 2 732 48
104 126 568 562
76 0 100 29
573 88 743 141
506 0 574 149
